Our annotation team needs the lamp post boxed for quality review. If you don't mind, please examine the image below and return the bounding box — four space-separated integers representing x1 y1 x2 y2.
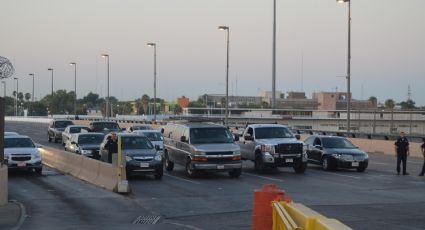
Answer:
146 43 157 122
48 68 54 95
101 54 110 118
70 62 77 116
272 0 277 110
1 81 5 98
337 0 352 135
28 73 35 116
13 77 18 116
218 26 230 126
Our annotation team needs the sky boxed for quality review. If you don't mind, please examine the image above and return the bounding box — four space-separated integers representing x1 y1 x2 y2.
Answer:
1 0 424 105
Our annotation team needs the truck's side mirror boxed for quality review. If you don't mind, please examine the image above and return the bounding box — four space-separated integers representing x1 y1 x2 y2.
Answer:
295 134 301 140
180 136 187 143
244 134 253 141
314 145 322 150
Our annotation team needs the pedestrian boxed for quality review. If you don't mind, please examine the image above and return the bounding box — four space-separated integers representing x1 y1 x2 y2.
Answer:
394 132 409 175
104 132 118 163
419 138 425 176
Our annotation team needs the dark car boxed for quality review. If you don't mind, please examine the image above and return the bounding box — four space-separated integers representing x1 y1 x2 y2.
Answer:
99 133 163 179
304 135 368 172
64 133 105 159
89 121 121 134
48 119 74 143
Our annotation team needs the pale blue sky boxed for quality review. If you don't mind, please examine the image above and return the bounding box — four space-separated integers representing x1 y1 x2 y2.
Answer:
1 0 424 105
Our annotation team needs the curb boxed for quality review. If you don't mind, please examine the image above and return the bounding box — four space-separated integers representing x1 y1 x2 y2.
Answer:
9 200 26 230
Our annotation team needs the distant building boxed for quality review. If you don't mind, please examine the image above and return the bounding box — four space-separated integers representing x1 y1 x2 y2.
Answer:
198 94 263 107
257 90 285 104
177 96 190 108
313 92 376 110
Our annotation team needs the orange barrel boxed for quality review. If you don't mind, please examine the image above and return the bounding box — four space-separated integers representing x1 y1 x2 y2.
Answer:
252 184 285 230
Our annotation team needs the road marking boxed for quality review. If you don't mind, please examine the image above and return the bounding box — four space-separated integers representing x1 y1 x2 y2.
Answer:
164 173 201 185
243 172 284 182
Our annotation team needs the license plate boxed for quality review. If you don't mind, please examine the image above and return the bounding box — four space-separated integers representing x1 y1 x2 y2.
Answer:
352 162 359 167
285 159 294 163
140 163 150 168
17 162 27 167
217 165 225 169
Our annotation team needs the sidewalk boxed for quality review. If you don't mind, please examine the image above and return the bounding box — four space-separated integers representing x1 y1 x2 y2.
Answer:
0 201 22 230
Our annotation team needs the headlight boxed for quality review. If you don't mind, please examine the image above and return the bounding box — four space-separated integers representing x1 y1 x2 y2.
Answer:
154 154 162 161
34 151 41 159
261 145 275 154
331 154 342 158
233 150 241 155
125 156 133 162
364 154 369 159
81 150 92 154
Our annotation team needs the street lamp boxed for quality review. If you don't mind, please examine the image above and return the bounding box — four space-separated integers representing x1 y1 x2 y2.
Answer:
13 77 18 116
218 26 230 126
47 68 54 95
146 43 157 122
69 62 77 116
272 0 277 110
28 73 35 116
337 0 352 134
1 81 5 98
101 54 110 118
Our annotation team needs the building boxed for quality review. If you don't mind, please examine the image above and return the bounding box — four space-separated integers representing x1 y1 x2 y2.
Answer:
313 92 375 110
177 96 190 108
257 90 285 104
276 91 319 110
198 94 263 107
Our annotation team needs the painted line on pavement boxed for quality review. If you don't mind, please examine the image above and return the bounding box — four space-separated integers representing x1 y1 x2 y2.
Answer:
164 173 202 185
243 172 285 182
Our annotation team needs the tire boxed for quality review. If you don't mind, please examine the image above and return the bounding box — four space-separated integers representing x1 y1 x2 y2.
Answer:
357 166 366 172
164 153 174 171
254 154 266 173
35 167 42 175
185 159 197 178
294 162 307 174
155 167 163 180
54 138 58 143
48 134 52 142
322 157 331 171
228 168 242 178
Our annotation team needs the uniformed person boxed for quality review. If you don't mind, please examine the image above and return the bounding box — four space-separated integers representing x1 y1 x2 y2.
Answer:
394 132 409 175
104 132 118 163
419 138 425 176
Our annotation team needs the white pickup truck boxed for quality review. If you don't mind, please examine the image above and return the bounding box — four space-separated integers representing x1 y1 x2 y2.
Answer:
237 124 307 173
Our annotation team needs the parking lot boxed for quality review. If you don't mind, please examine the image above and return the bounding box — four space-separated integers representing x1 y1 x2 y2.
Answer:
5 121 425 230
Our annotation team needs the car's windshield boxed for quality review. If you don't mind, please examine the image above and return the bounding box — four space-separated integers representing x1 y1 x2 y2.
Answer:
322 138 356 149
55 121 73 128
141 132 163 141
255 127 293 139
5 138 35 148
133 126 152 130
78 135 104 145
70 127 89 133
190 128 234 144
121 136 154 150
93 123 120 132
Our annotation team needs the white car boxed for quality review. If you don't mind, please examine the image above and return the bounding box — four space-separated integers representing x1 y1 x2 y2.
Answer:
4 135 43 174
61 125 90 146
133 130 164 150
4 132 19 136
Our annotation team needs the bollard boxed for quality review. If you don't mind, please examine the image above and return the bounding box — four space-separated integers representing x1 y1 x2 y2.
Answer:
252 184 285 230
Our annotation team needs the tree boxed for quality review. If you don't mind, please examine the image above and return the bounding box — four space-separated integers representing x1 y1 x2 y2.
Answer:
25 93 31 101
384 99 395 109
399 99 416 110
41 90 76 114
17 92 24 102
368 96 377 107
141 94 150 115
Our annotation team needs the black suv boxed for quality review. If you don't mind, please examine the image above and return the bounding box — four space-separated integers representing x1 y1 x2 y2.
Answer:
48 119 74 143
89 121 121 134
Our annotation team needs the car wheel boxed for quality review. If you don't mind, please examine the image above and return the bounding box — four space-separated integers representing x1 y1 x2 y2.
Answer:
48 134 52 142
35 168 43 175
254 154 266 173
164 153 174 171
322 157 331 171
294 162 307 174
357 166 366 172
185 159 197 178
228 168 242 178
155 167 163 180
54 138 58 143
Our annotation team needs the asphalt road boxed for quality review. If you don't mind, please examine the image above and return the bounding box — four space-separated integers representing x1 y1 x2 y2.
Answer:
5 121 425 230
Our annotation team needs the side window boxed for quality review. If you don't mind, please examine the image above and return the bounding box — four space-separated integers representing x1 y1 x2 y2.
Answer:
247 128 253 136
313 138 322 146
304 137 314 146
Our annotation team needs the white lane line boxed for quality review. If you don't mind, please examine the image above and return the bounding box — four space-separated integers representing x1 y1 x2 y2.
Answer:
243 172 284 182
314 171 361 179
164 173 201 185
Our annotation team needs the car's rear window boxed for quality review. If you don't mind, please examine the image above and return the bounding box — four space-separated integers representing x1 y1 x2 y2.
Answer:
78 135 104 145
5 138 35 148
70 127 89 133
55 120 73 128
92 122 120 132
121 136 153 150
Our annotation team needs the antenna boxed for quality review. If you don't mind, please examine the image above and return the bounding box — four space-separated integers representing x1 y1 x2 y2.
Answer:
301 52 304 92
407 84 412 101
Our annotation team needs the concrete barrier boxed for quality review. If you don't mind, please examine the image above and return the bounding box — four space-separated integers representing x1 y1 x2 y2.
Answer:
39 146 127 193
348 138 423 158
0 165 7 206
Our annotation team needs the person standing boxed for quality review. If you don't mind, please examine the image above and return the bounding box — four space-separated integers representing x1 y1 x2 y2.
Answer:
394 132 409 175
419 138 425 176
104 132 118 163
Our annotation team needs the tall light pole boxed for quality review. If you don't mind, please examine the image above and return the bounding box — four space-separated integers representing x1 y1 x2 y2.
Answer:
48 68 54 95
147 43 157 122
272 0 277 110
218 26 230 126
1 81 5 98
28 73 35 116
70 62 77 116
13 77 18 116
101 54 110 118
337 0 351 134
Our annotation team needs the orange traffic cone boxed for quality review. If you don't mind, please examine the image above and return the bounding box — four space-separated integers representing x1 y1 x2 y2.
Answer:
252 184 285 230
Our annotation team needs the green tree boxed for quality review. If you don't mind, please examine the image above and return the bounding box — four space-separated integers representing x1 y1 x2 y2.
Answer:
17 92 24 101
368 96 378 107
41 90 76 114
24 93 31 101
384 99 395 109
141 94 150 115
399 99 416 110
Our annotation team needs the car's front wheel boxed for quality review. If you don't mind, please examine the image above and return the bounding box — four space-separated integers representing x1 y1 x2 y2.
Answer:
185 159 197 178
294 162 307 174
322 157 332 171
254 154 266 173
164 153 174 171
228 168 242 178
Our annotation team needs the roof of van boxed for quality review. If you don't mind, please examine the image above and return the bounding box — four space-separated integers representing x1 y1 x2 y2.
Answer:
175 123 225 129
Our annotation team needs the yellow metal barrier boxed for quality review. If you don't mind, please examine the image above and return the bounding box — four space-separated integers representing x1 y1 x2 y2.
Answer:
272 201 352 230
